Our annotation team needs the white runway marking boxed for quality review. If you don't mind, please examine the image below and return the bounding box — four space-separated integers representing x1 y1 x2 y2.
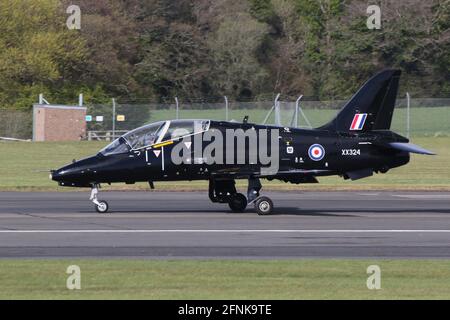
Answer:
1 229 450 234
392 194 450 199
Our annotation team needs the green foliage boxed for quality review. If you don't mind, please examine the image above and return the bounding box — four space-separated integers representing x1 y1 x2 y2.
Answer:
135 22 211 99
0 0 448 110
249 0 277 24
208 13 270 98
0 0 86 109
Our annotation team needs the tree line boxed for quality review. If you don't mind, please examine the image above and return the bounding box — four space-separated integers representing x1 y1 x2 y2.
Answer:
0 0 449 110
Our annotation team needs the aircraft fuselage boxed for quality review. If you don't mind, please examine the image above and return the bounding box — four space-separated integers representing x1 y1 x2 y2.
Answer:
51 120 410 187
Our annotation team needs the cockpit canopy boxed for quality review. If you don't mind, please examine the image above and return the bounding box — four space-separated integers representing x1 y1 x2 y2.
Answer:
124 121 165 150
99 120 210 156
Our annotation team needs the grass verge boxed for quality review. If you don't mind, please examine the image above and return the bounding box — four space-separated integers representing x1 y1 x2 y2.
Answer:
0 137 449 191
0 259 449 299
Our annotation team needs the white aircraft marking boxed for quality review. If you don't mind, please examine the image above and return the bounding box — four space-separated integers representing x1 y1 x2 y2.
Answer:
0 229 449 234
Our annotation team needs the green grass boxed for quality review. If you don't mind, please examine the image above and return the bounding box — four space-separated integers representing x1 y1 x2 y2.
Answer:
0 259 449 299
0 141 106 190
0 137 448 191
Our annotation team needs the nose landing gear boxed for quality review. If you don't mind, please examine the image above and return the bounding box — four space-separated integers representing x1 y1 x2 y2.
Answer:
90 185 109 214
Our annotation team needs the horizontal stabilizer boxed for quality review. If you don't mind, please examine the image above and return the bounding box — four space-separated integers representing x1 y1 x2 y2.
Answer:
389 143 436 155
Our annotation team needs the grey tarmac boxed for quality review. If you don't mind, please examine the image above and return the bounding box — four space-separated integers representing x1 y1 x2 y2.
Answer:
0 191 449 258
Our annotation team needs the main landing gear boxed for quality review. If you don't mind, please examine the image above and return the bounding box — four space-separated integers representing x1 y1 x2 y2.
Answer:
90 184 109 214
209 178 274 215
227 193 247 212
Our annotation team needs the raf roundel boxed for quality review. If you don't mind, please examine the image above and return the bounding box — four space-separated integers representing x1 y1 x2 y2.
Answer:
308 144 325 161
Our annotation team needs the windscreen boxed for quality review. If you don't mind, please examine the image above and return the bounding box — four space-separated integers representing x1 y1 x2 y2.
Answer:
99 137 130 156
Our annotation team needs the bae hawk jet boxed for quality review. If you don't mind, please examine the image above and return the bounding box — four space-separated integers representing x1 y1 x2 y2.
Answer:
51 70 434 215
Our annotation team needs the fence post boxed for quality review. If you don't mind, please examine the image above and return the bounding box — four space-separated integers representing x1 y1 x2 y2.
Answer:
294 95 301 128
38 94 49 105
262 105 274 125
406 92 410 139
175 97 179 119
274 93 281 126
112 98 116 139
224 96 229 121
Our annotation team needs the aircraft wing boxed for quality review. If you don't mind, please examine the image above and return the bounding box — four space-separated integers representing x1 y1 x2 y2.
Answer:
211 168 332 181
273 169 332 175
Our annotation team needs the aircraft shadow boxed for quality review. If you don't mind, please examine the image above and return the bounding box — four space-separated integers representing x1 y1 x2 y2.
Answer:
269 207 450 216
79 207 450 216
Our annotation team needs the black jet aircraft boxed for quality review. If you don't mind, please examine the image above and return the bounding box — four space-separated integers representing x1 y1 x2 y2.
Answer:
51 69 434 215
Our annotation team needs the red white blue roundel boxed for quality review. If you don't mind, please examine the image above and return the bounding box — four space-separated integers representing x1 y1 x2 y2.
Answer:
308 144 325 161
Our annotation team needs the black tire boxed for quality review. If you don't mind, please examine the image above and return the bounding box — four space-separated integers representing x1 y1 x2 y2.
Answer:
255 196 273 215
95 200 109 214
228 193 247 213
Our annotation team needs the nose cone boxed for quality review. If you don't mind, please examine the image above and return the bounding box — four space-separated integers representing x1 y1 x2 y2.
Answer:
52 156 99 187
50 169 63 182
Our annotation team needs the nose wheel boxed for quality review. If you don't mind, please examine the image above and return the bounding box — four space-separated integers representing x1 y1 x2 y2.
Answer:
90 185 109 214
95 200 109 214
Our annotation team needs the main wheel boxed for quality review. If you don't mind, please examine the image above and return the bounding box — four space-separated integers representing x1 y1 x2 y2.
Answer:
95 200 109 214
228 193 247 213
255 196 273 215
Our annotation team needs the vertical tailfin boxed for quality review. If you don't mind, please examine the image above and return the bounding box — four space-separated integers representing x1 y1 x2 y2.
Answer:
318 69 401 132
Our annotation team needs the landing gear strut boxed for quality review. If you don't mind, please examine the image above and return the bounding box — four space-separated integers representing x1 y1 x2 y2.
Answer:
247 177 273 215
90 184 109 214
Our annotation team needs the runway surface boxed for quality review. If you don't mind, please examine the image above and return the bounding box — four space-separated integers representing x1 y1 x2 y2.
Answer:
0 191 449 258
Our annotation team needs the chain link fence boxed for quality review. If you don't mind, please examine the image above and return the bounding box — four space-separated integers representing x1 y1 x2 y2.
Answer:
1 97 449 140
86 97 450 139
0 109 32 140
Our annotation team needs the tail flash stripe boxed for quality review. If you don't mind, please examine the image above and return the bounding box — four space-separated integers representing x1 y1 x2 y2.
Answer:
350 113 367 131
359 114 367 129
350 114 360 130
